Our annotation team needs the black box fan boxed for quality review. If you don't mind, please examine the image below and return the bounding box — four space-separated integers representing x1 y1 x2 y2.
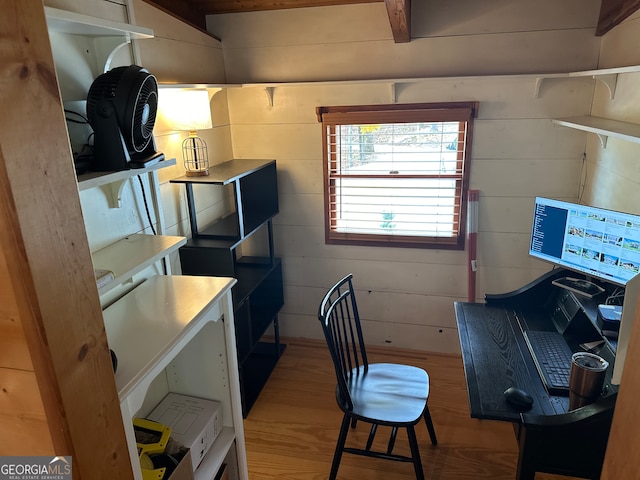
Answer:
87 65 164 172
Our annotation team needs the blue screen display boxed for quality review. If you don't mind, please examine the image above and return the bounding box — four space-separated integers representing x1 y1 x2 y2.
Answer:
529 197 640 286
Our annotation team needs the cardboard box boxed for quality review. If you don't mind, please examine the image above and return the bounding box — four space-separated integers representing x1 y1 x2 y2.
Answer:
167 449 194 480
139 446 194 480
148 393 222 471
214 463 228 480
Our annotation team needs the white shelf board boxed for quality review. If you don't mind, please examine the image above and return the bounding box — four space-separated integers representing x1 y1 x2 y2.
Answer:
552 116 640 147
103 275 237 410
568 65 640 77
153 65 640 92
194 427 235 480
158 83 241 90
45 6 153 39
161 65 640 103
93 234 186 295
77 158 176 191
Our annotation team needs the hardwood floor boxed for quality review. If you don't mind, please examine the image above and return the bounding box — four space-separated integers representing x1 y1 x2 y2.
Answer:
243 339 582 480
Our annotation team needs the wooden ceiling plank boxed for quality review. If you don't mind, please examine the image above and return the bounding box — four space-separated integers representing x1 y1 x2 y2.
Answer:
384 0 410 43
142 0 207 31
189 0 383 14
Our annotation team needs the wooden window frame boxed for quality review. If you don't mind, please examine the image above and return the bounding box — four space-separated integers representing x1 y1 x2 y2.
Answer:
317 102 479 250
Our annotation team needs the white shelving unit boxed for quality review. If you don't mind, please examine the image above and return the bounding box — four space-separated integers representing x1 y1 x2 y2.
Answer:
164 65 640 105
45 6 153 72
103 275 247 480
548 66 640 148
47 6 249 479
45 6 153 38
92 234 186 295
552 116 640 148
77 158 176 208
79 159 184 291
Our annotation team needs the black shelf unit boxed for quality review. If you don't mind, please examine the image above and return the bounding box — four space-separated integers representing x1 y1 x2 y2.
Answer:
171 159 285 416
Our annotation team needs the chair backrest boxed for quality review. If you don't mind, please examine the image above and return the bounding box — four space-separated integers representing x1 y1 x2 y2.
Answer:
318 273 369 411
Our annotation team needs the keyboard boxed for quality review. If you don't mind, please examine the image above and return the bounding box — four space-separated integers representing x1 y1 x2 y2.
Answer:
523 330 573 395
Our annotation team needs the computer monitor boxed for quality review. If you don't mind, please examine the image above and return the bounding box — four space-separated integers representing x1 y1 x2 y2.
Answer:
529 197 640 287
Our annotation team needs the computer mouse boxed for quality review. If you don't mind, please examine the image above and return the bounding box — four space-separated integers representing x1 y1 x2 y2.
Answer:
504 387 534 409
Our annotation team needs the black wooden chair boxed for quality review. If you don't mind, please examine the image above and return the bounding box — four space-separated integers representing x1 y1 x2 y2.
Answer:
317 273 437 480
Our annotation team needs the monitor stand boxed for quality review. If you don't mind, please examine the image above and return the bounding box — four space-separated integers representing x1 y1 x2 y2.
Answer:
551 277 605 298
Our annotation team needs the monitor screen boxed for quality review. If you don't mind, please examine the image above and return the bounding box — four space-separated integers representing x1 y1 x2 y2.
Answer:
529 197 640 287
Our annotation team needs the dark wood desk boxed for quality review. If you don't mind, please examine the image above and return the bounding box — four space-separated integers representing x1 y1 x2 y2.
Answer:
455 269 617 480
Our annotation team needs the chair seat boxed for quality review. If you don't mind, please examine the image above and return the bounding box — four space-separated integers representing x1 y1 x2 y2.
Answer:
340 363 430 425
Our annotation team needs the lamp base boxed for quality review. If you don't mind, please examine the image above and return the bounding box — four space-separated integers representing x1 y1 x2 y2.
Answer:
185 169 209 177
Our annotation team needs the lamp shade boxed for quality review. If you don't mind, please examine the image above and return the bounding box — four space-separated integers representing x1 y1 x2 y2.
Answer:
160 89 212 131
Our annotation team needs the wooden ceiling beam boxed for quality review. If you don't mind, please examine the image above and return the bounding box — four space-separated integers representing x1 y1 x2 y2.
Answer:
384 0 410 43
596 0 640 36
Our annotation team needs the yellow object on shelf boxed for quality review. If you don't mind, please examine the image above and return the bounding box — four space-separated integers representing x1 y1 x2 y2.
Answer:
134 418 172 479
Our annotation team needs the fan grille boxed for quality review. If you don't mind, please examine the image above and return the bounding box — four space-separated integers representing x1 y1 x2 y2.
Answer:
130 75 158 152
87 65 158 154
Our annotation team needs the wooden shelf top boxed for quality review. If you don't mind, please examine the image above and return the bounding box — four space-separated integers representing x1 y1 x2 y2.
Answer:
171 159 275 185
103 275 236 404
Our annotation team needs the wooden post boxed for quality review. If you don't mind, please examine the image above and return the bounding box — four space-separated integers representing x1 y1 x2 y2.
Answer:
0 2 132 478
467 190 479 302
601 293 640 478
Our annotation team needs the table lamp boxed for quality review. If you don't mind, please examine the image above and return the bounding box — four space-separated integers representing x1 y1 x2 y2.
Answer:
164 89 213 176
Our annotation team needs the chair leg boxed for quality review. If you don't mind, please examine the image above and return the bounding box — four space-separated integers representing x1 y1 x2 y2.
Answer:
423 406 438 445
406 425 425 480
387 426 398 454
366 424 377 451
330 414 351 480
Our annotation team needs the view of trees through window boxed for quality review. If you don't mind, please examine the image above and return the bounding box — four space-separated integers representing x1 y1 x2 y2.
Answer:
319 101 477 249
332 121 461 237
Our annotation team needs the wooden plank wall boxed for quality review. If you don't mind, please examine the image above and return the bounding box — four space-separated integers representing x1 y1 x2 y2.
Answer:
0 184 52 454
582 8 640 477
207 0 602 82
207 0 603 353
582 9 640 215
225 76 593 354
43 1 606 357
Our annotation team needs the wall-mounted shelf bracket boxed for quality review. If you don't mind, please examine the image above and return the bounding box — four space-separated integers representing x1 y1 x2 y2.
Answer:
593 73 618 100
534 77 544 98
534 74 566 98
104 179 128 208
264 87 275 107
77 158 176 209
595 133 609 148
534 66 640 99
101 38 131 73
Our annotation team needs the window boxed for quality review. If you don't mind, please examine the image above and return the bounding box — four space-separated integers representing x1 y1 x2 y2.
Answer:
317 102 478 249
